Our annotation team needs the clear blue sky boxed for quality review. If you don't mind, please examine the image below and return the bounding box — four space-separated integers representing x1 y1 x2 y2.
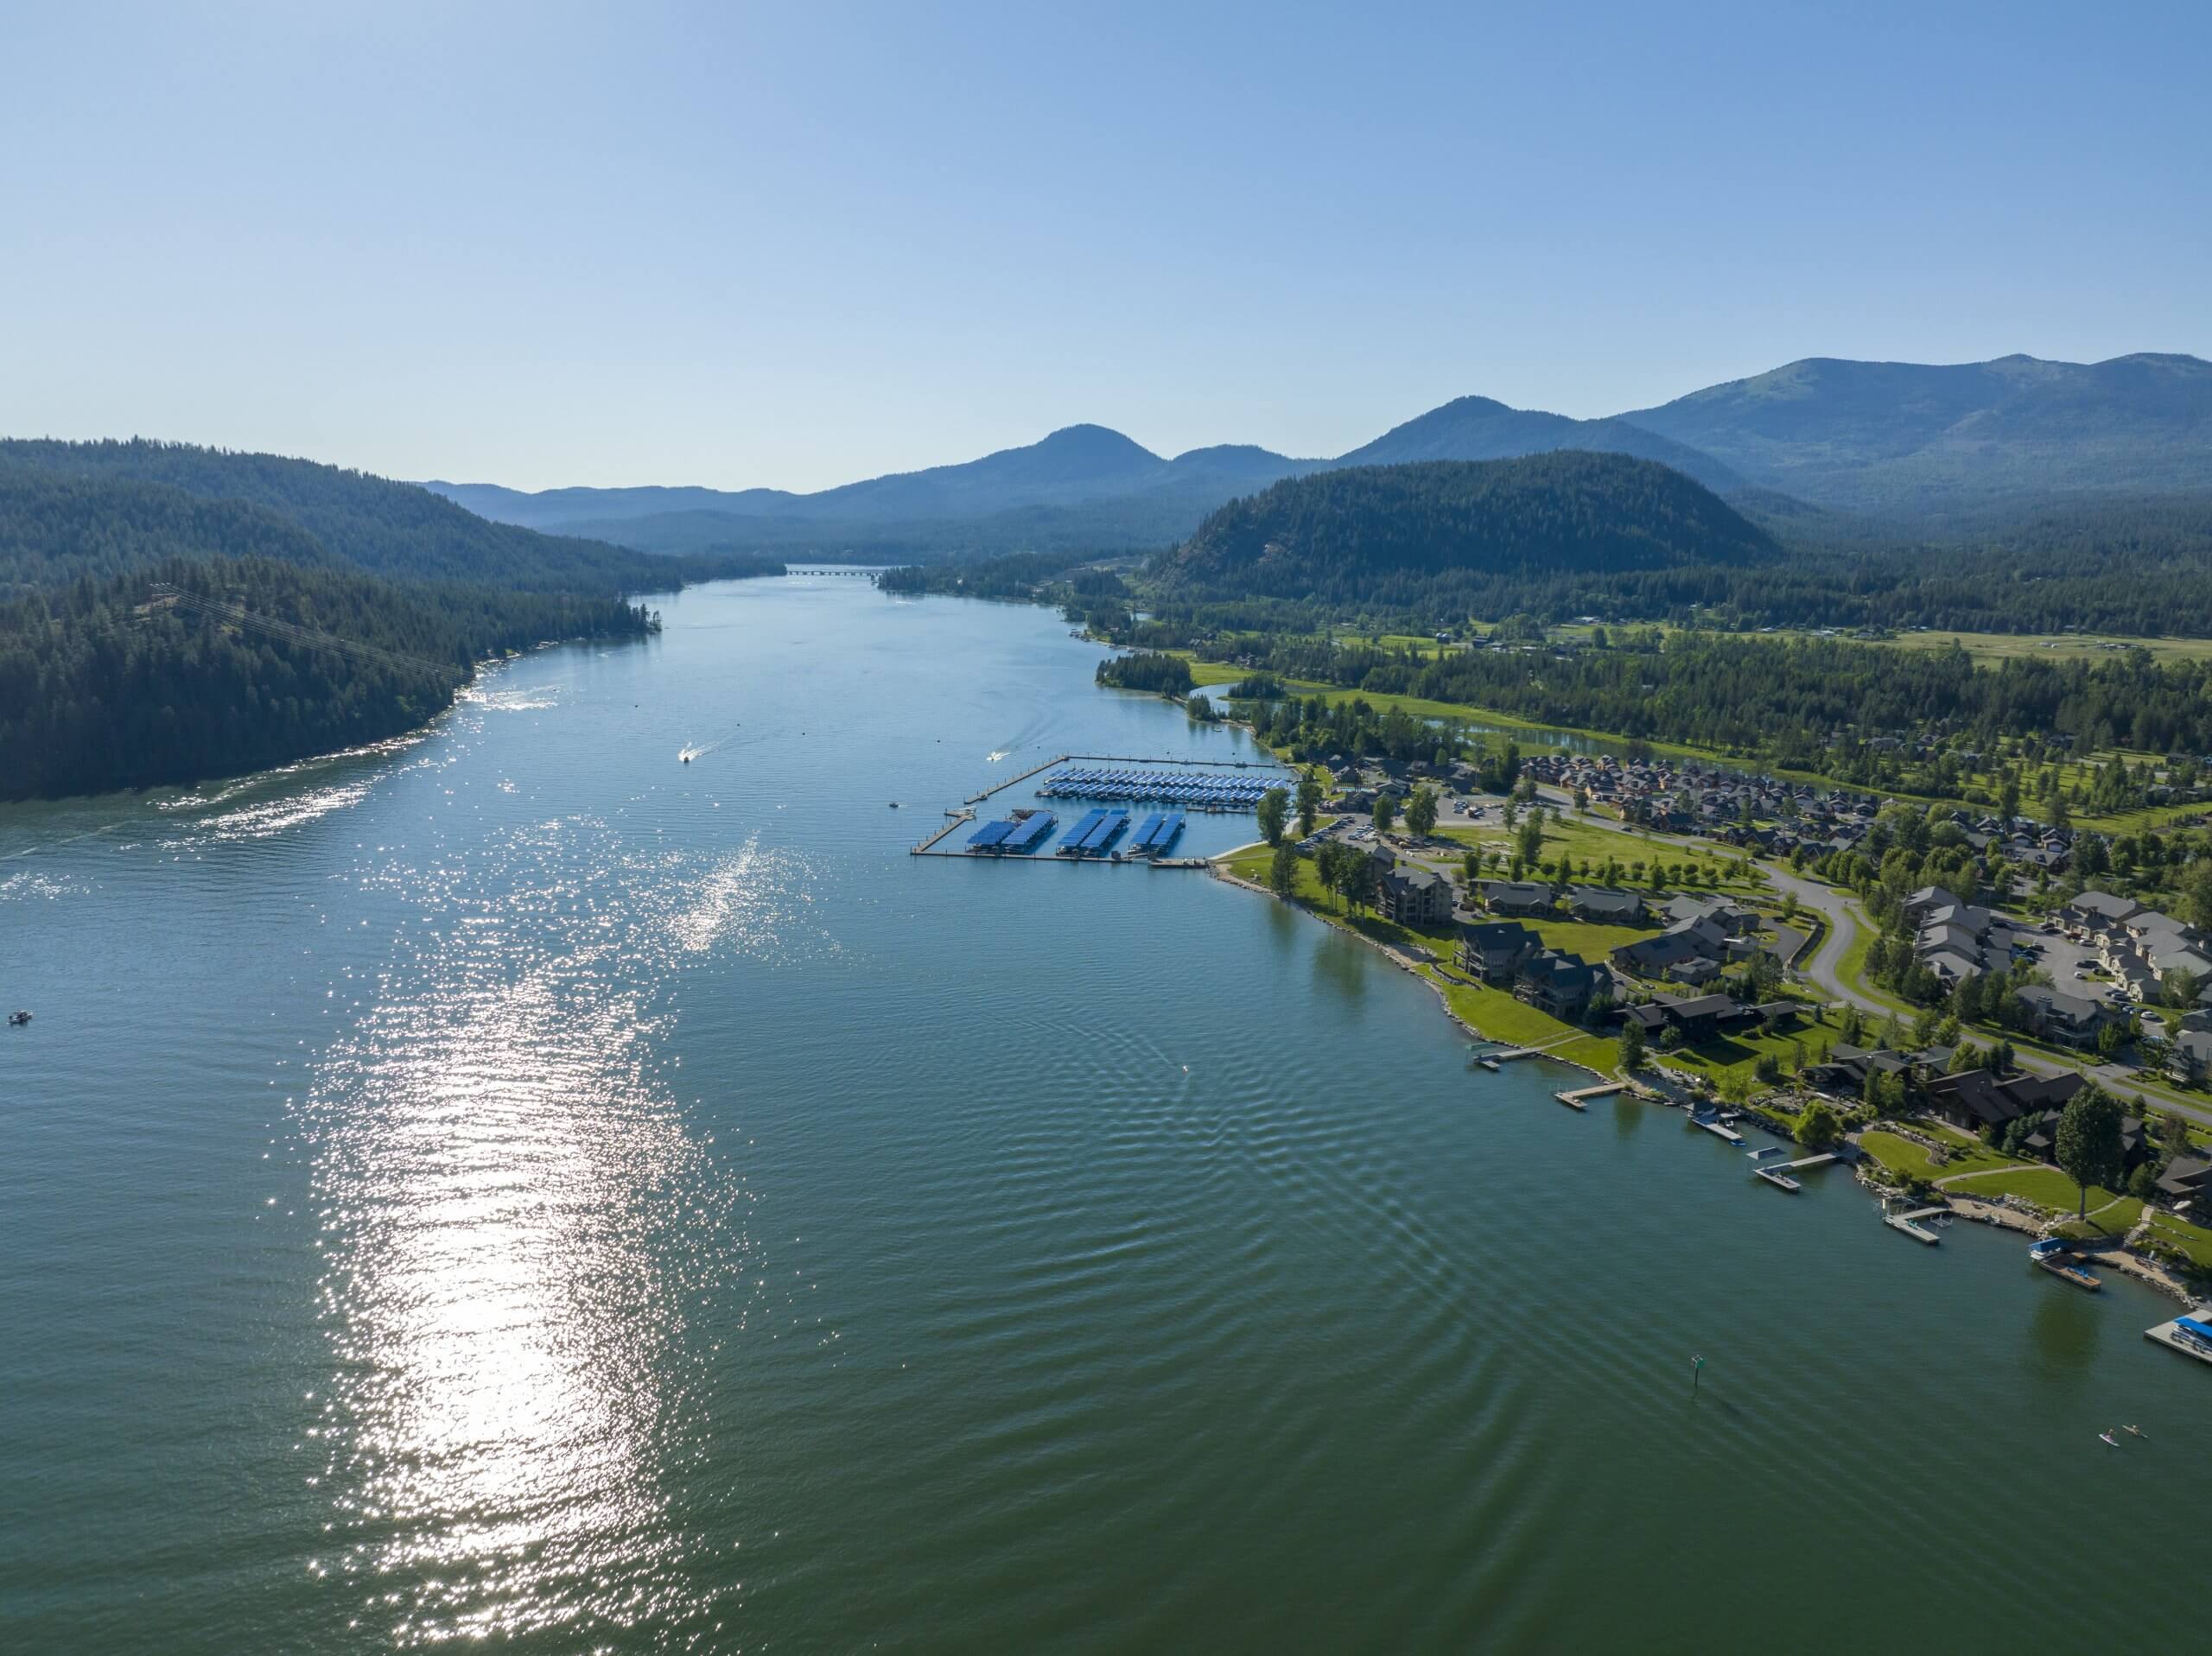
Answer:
2 2 2204 492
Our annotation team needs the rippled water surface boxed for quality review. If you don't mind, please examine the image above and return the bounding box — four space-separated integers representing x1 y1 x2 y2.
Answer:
3 576 2206 1652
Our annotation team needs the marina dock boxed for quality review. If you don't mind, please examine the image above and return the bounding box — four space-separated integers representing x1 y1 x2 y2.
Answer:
1754 1167 1802 1192
919 753 1292 861
2144 1311 2212 1367
912 811 973 853
1694 1116 1745 1145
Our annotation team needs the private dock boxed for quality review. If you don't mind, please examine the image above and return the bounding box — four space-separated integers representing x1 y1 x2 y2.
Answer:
2029 1238 2102 1291
1775 1152 1841 1172
1754 1167 1802 1192
2144 1311 2212 1367
1885 1206 1946 1245
1554 1082 1624 1111
1694 1116 1745 1145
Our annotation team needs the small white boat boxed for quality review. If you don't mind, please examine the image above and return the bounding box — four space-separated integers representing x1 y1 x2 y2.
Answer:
6 1010 29 1027
2099 1431 2120 1447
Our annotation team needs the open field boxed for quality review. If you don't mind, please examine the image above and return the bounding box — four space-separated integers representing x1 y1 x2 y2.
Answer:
1872 630 2212 668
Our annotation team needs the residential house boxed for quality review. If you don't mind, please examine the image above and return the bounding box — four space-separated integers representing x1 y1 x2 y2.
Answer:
1925 1067 2082 1135
1619 993 1751 1045
2154 1154 2211 1212
1515 949 1609 1020
1567 886 1647 925
1806 1044 1916 1097
2171 1028 2212 1084
2012 984 2113 1047
1481 880 1556 918
1903 885 1962 927
1613 914 1733 979
2063 889 2143 933
1459 921 1541 985
1375 860 1452 927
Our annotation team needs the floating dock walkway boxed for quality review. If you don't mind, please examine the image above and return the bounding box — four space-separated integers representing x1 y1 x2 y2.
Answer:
1554 1082 1624 1111
1694 1116 1746 1146
1754 1167 1803 1192
912 811 974 853
1885 1206 1946 1245
2145 1310 2212 1367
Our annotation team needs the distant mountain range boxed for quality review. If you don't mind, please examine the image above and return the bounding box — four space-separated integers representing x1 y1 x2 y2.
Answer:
424 352 2212 556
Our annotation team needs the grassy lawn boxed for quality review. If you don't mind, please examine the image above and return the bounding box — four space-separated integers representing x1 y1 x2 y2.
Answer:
1530 917 1657 959
2054 1197 2146 1243
1832 908 1922 1017
1859 1127 2024 1183
1656 1023 1813 1085
2142 1211 2212 1272
1942 1164 2126 1215
1424 968 1619 1072
1436 815 1766 895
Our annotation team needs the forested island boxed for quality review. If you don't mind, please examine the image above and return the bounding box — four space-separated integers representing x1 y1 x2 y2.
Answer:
0 441 783 800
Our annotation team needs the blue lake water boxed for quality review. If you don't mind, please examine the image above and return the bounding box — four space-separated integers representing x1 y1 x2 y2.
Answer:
2 574 2202 1652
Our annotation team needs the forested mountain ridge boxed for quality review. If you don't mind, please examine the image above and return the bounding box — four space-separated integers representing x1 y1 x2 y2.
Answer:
1331 397 1742 492
1151 453 1776 606
0 439 778 799
0 468 338 594
0 556 655 800
1620 352 2212 515
0 438 779 592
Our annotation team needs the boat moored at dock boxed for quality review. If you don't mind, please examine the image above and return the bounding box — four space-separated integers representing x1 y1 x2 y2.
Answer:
2029 1238 2102 1291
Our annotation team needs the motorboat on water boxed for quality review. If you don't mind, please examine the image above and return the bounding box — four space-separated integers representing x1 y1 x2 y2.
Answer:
6 1010 29 1026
